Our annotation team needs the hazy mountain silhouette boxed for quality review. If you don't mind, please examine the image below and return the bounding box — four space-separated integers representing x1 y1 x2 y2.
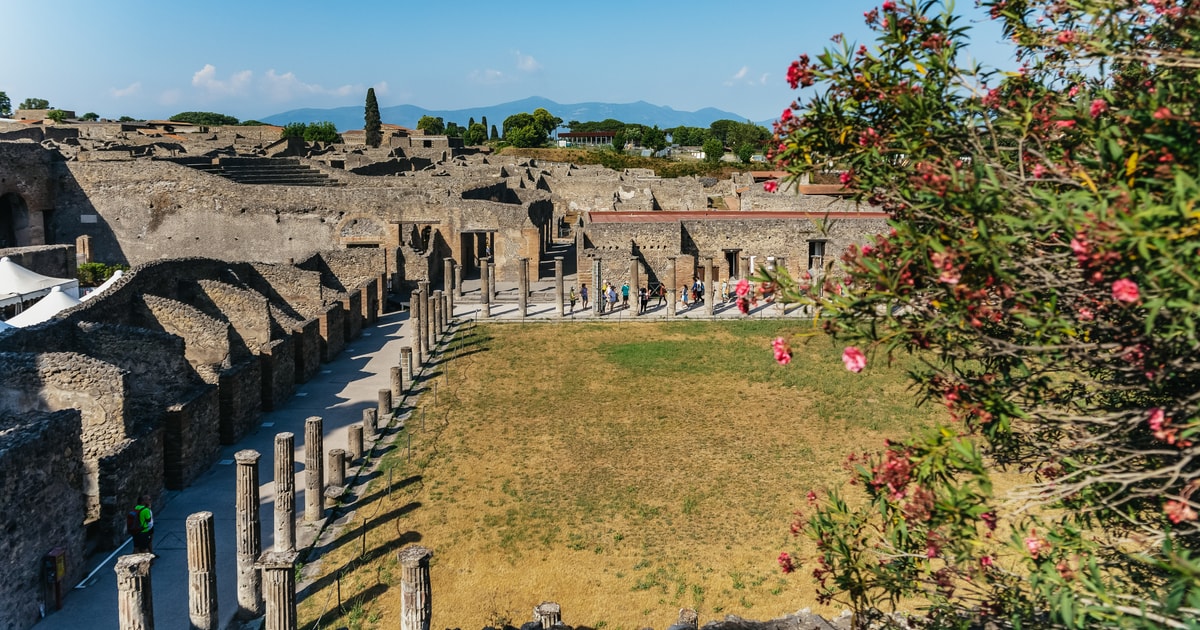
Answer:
259 96 769 132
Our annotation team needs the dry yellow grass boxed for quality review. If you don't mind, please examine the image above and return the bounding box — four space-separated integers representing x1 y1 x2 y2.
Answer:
298 320 945 630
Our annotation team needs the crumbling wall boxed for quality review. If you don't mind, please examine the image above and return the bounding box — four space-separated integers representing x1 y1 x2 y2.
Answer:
0 409 86 630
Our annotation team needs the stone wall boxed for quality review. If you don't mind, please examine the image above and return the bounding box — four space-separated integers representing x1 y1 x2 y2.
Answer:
292 318 322 383
0 244 77 279
0 409 86 630
217 360 262 444
318 302 346 362
0 352 131 529
140 294 232 373
259 337 296 411
163 385 220 489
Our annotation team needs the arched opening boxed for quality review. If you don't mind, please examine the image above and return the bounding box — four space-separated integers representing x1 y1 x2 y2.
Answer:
0 192 30 248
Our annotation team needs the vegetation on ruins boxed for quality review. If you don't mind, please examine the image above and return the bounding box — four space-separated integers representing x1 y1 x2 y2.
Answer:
18 97 49 110
702 138 724 165
45 109 66 123
501 107 563 148
298 321 943 630
497 147 739 179
0 91 10 117
364 87 382 148
80 112 99 121
463 122 488 145
76 262 128 287
280 120 339 143
169 111 240 126
764 0 1200 627
416 115 445 135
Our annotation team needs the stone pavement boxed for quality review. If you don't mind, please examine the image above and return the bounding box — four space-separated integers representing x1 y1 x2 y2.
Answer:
33 284 807 630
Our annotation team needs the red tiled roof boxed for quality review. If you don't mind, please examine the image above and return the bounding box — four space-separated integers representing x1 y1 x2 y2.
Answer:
587 210 887 223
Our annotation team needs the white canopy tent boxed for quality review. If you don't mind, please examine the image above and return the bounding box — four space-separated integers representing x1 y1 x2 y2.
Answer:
5 286 82 327
80 269 123 302
0 256 79 308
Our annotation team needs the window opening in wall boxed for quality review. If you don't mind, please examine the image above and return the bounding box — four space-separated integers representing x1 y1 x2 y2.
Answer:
347 243 379 248
808 241 826 274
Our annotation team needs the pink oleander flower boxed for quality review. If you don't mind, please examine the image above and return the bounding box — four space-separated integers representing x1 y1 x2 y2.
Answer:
773 337 792 366
1112 278 1140 303
1148 408 1166 432
1090 98 1108 118
1165 500 1198 524
1078 307 1094 321
763 180 778 193
735 278 750 298
1055 119 1076 128
882 1 897 10
839 170 854 185
777 551 795 573
1056 30 1075 44
1032 163 1046 178
807 490 818 503
980 555 994 568
1024 529 1051 558
737 297 749 315
842 346 866 373
1153 106 1172 120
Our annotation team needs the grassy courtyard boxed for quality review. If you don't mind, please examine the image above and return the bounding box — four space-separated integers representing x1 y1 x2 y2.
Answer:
298 320 944 630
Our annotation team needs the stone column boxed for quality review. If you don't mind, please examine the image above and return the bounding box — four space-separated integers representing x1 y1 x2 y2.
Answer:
400 346 413 391
410 290 425 365
592 257 603 315
740 255 750 281
667 256 678 317
391 366 403 402
273 433 295 553
480 258 491 319
518 257 529 317
454 264 463 299
444 261 456 316
712 259 721 306
235 449 263 620
442 292 451 330
186 512 218 630
348 424 364 462
304 416 324 522
442 257 454 301
630 257 641 317
328 449 346 489
379 388 393 420
115 554 154 630
399 546 433 630
488 259 497 303
257 551 299 630
534 602 562 629
705 257 716 317
362 408 377 441
554 257 564 317
419 281 433 356
432 290 443 339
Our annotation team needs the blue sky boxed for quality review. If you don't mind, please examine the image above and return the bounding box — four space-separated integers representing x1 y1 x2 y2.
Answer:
0 0 1015 123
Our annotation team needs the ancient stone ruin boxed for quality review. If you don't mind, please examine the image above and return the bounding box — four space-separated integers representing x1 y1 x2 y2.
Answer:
0 120 887 630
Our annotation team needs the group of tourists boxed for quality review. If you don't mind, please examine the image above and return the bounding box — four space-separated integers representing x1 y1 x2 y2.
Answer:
569 281 667 314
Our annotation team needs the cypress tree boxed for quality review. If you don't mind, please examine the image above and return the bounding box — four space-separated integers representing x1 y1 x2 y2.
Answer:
364 88 382 148
481 116 488 135
490 124 499 141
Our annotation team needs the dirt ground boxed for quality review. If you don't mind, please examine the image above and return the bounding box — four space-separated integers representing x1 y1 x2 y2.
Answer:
297 320 943 630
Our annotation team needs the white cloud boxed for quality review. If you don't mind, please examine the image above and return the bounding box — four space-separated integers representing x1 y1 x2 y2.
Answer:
261 69 357 101
372 81 389 95
515 50 541 72
731 66 749 80
759 73 770 85
110 82 141 98
192 64 253 96
468 69 507 85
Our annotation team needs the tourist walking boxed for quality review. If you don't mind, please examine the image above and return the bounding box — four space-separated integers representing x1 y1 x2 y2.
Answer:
638 286 648 314
580 284 589 310
607 284 618 313
569 287 577 312
130 495 155 554
656 284 666 308
621 282 630 310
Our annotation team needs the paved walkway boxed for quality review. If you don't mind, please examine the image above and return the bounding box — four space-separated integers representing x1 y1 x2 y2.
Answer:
34 288 806 630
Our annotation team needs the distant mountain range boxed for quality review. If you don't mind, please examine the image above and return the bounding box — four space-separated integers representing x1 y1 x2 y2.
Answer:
259 96 770 132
